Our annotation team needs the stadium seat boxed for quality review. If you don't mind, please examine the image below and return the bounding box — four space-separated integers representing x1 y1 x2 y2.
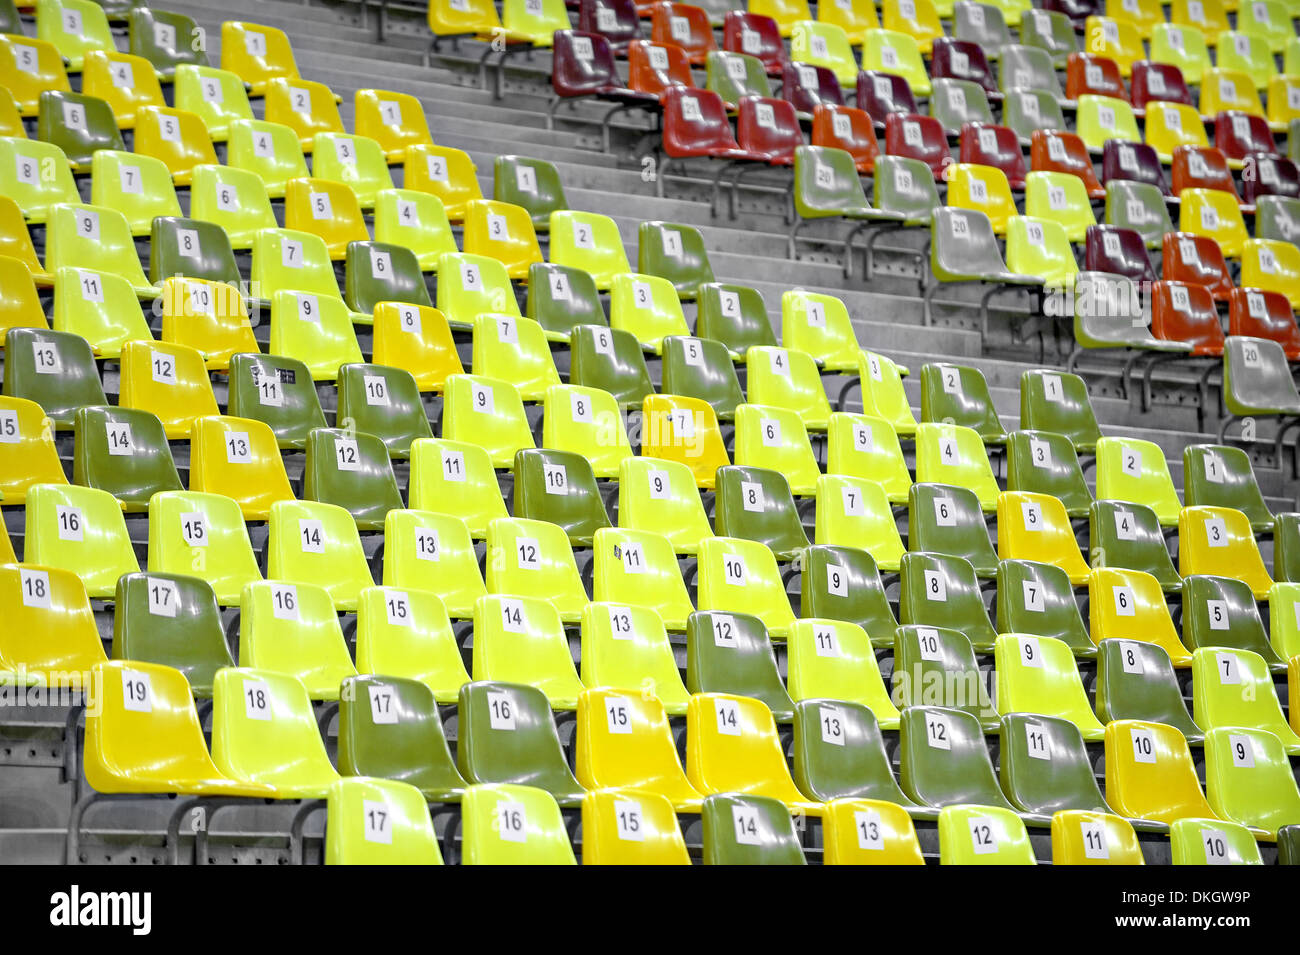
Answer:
1075 95 1140 156
1088 568 1192 664
580 789 690 865
1219 336 1300 440
267 290 363 383
861 29 932 97
0 560 108 684
899 706 1018 813
695 282 778 357
1087 499 1180 590
24 483 137 598
617 456 713 556
146 490 261 607
696 535 796 638
225 353 326 451
789 20 859 90
998 713 1114 814
354 582 469 702
715 464 809 559
706 51 773 107
1182 444 1274 532
1192 645 1296 748
640 394 731 489
1160 233 1233 304
37 0 114 72
408 439 509 538
933 38 999 97
188 415 295 521
855 69 918 130
893 624 998 726
813 474 904 567
1084 224 1156 282
822 798 926 864
303 427 403 531
1227 288 1300 360
540 383 633 478
1095 436 1182 526
470 315 560 402
1130 61 1194 115
995 635 1106 740
825 412 911 503
731 403 821 496
913 426 1000 513
1169 818 1264 865
686 610 796 721
129 106 218 187
995 558 1096 655
1204 727 1300 838
898 552 999 649
1105 180 1173 251
1050 810 1146 865
527 266 607 343
1236 0 1290 52
549 210 631 290
335 363 433 460
323 777 443 865
462 199 544 280
459 783 576 865
960 123 1026 193
649 2 717 64
471 593 586 708
800 545 901 648
80 50 166 130
110 574 235 697
283 177 368 260
73 406 181 512
1103 719 1229 825
185 166 275 250
355 89 434 163
1242 239 1300 310
1094 638 1202 740
567 325 653 411
996 490 1091 583
0 34 71 119
926 208 1042 324
579 600 689 713
724 10 790 74
1003 89 1069 146
884 113 951 182
372 189 457 271
226 119 309 199
485 516 588 624
955 1 1015 60
930 79 996 140
311 133 393 209
267 499 374 612
221 22 300 95
661 335 744 420
157 276 255 370
1170 0 1229 39
514 448 610 547
45 203 154 297
1177 506 1272 598
919 363 1006 443
238 580 357 700
1008 429 1093 517
173 65 253 141
791 697 916 808
786 619 899 725
701 792 806 863
380 509 485 619
1083 16 1142 75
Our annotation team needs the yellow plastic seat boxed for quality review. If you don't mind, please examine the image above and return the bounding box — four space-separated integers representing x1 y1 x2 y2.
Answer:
1266 76 1300 130
1145 101 1209 164
746 346 833 430
786 618 900 726
541 384 633 479
1095 436 1183 526
641 394 731 490
251 228 352 314
471 315 559 401
591 527 695 634
996 490 1091 584
52 266 153 359
1193 648 1300 753
471 593 586 709
1084 16 1143 76
686 692 822 813
146 490 262 606
324 777 444 865
172 65 253 141
937 805 1036 864
1049 809 1146 864
132 106 220 187
994 634 1106 739
579 599 691 713
189 415 295 521
283 177 369 260
159 277 258 371
405 144 482 221
617 455 714 555
0 397 70 504
947 163 1019 235
1075 93 1142 153
780 289 863 372
238 580 357 700
0 35 70 118
37 0 114 72
1200 69 1266 120
45 203 155 296
381 508 487 619
355 89 434 163
0 255 48 337
220 22 301 96
263 77 344 153
884 0 944 53
84 661 275 798
548 210 632 290
460 783 576 864
813 475 906 572
751 0 813 36
609 272 690 355
0 85 21 138
1178 188 1249 259
80 50 166 129
914 422 1000 511
485 516 588 624
818 0 879 44
1204 726 1300 837
826 412 911 504
441 374 535 469
23 483 139 598
1024 171 1096 244
1103 718 1228 824
1243 239 1300 310
267 499 374 613
501 0 571 46
0 196 49 282
353 585 469 704
823 797 925 864
268 289 364 383
0 562 107 685
311 132 393 209
860 28 932 96
434 251 521 330
1177 505 1273 599
579 789 690 865
373 188 459 272
1170 0 1230 43
118 339 220 440
697 536 796 639
462 199 543 280
1149 24 1211 85
211 668 341 798
732 403 821 496
858 350 917 435
226 119 309 198
408 438 509 538
790 20 860 88
372 301 463 393
1088 568 1193 665
1105 0 1165 37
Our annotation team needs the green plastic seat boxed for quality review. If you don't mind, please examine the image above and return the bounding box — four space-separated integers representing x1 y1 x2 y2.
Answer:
472 594 586 709
1004 215 1079 290
1006 429 1092 517
1255 196 1300 245
1095 436 1182 527
494 155 568 231
1093 638 1203 742
541 383 633 479
485 517 588 625
1105 179 1175 249
697 535 797 639
898 705 1018 810
578 601 691 716
344 240 432 320
706 50 772 106
893 625 999 728
0 137 80 225
46 203 155 297
408 438 509 538
1191 647 1300 752
127 8 208 81
189 164 277 250
695 281 778 356
930 78 996 138
173 64 252 141
638 220 715 298
226 119 309 199
813 474 906 572
111 572 235 697
149 216 242 287
1181 575 1285 669
51 265 153 359
1182 444 1274 533
441 374 535 469
1222 335 1300 422
1277 514 1300 583
616 456 714 557
1 328 107 430
732 403 821 496
73 406 182 512
686 609 796 722
1002 89 1068 146
1214 30 1272 90
336 362 433 459
146 490 261 606
1088 499 1180 591
37 90 124 172
1204 727 1300 838
226 353 327 451
661 335 744 420
1149 23 1211 84
353 585 468 704
237 580 358 700
937 803 1037 864
998 713 1114 816
861 27 932 95
714 464 809 561
899 551 999 651
324 777 444 865
303 427 403 531
825 411 911 504
460 783 576 865
700 792 806 865
311 132 393 208
471 314 560 402
512 448 611 547
525 264 606 343
792 145 902 236
252 228 349 319
780 289 863 373
1019 369 1103 453
799 544 900 649
24 483 139 599
786 618 899 727
89 150 181 236
920 362 1006 443
996 559 1095 656
1169 817 1263 865
267 499 374 613
994 634 1105 740
907 483 999 577
381 509 486 620
569 324 655 410
791 698 919 806
337 674 466 800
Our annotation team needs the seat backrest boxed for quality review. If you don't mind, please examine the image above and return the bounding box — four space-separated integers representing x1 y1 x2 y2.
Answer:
898 551 999 649
799 544 900 647
459 783 576 865
961 122 1027 189
995 558 1095 654
686 609 796 720
899 705 1015 810
0 562 106 681
73 405 182 511
998 712 1110 814
238 580 357 699
884 112 951 180
700 792 807 864
1103 718 1217 823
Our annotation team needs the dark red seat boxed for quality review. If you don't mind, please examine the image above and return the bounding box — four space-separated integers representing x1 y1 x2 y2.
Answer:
1170 145 1239 202
1130 61 1193 114
1043 0 1099 30
722 11 788 76
1162 231 1236 302
552 31 659 104
1150 279 1226 356
931 38 999 97
736 95 803 164
577 0 642 53
1030 129 1105 198
884 112 951 181
1242 155 1300 205
1213 111 1278 163
649 2 716 65
1101 139 1169 195
661 86 749 159
960 122 1026 189
1229 287 1300 360
856 70 919 129
1084 224 1156 283
627 38 696 97
812 103 879 173
1065 53 1127 102
782 62 845 114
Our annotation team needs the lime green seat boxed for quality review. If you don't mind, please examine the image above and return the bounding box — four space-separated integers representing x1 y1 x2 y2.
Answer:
471 314 560 401
609 272 690 355
471 594 586 709
173 64 252 141
548 210 631 290
732 403 822 496
324 777 443 865
310 132 393 208
813 474 906 571
24 483 139 599
0 138 80 224
267 499 374 612
861 28 932 96
485 517 588 624
746 346 832 430
790 20 860 89
89 150 181 236
541 383 633 479
825 411 911 504
1215 30 1274 89
460 783 576 864
145 490 261 606
1075 94 1141 153
238 580 358 700
938 805 1036 863
441 374 535 469
408 438 509 537
697 535 796 639
1269 581 1300 659
1191 647 1300 752
617 456 714 556
373 188 458 272
353 587 468 705
994 634 1105 740
858 350 918 436
1095 436 1182 526
591 527 694 631
1204 727 1300 838
1004 216 1079 289
381 509 487 620
1169 818 1263 865
786 618 899 727
46 203 155 296
52 266 153 359
226 119 309 199
579 600 691 716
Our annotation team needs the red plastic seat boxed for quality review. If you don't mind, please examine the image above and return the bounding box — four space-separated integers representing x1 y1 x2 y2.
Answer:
552 31 659 104
1130 61 1193 114
1150 280 1226 356
723 12 789 77
650 2 716 65
1229 287 1300 360
1030 129 1106 199
856 70 919 129
931 38 999 98
960 122 1027 189
812 104 880 173
1084 224 1157 282
1162 231 1235 302
737 95 804 164
782 62 845 114
1044 0 1099 30
578 0 642 53
1170 145 1239 202
1213 111 1278 163
1065 53 1127 101
628 39 696 97
1101 139 1169 194
1242 156 1300 206
884 112 951 181
661 86 749 158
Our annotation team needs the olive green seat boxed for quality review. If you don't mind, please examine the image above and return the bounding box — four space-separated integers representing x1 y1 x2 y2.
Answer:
791 698 924 810
907 483 999 578
713 465 810 561
73 406 183 511
873 155 943 225
1093 638 1203 743
303 427 404 530
1278 513 1300 582
494 155 569 231
128 7 208 80
899 552 999 651
998 713 1117 817
1180 574 1286 669
898 705 1019 812
111 572 235 697
700 793 806 865
1255 196 1300 246
661 335 745 420
638 220 715 298
1002 88 1068 145
920 362 1007 444
929 207 1042 288
1006 429 1093 517
336 674 467 801
1019 369 1104 453
525 263 606 342
149 216 243 287
37 90 124 172
568 324 655 409
694 282 777 357
996 559 1095 656
686 610 796 723
3 328 109 429
1182 444 1274 534
226 353 328 451
512 448 611 547
893 625 999 729
1088 499 1181 591
344 240 432 320
336 363 434 460
799 544 900 649
1104 180 1174 249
